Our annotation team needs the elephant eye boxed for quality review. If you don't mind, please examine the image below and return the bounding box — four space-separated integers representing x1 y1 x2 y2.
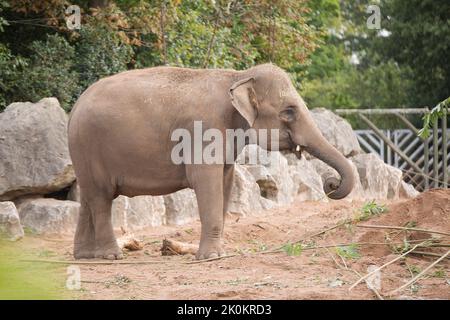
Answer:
279 106 297 122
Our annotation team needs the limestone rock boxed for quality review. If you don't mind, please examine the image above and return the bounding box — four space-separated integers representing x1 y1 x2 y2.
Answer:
399 181 420 199
164 189 199 225
310 108 361 157
350 153 403 200
229 165 268 215
0 98 75 200
289 157 326 202
112 195 166 230
0 201 24 241
18 198 79 234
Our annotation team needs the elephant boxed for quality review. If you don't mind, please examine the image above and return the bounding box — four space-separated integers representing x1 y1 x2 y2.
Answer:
68 63 354 260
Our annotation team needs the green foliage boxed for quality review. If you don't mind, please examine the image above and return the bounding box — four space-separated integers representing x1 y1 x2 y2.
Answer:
418 97 450 139
282 243 303 256
0 0 319 111
74 25 133 90
378 0 450 106
0 0 9 32
334 244 360 260
0 0 448 114
356 200 387 222
15 34 80 111
0 43 27 110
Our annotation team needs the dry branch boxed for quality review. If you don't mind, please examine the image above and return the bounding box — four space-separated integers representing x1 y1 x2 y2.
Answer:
388 249 450 295
356 224 450 237
348 242 428 291
161 239 198 256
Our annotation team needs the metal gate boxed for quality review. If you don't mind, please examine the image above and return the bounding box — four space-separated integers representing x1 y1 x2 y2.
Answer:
336 108 449 191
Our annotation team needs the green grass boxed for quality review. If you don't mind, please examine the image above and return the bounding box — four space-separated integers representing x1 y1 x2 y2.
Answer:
0 241 70 300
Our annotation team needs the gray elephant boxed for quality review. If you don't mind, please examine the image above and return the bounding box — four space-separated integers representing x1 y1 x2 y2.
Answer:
68 64 354 260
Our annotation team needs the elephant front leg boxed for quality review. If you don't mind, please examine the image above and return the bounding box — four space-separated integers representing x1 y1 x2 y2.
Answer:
222 164 235 232
187 165 225 260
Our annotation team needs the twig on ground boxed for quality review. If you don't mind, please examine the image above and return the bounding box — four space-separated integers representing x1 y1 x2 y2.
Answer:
161 239 198 256
387 249 450 296
348 241 428 291
410 251 450 259
185 253 238 264
20 259 174 265
356 224 450 237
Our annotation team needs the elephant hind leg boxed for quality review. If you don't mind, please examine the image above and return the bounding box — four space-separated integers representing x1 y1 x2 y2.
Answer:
74 199 95 259
74 186 122 260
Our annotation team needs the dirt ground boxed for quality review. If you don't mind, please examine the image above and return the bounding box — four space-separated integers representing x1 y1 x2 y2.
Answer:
4 189 449 300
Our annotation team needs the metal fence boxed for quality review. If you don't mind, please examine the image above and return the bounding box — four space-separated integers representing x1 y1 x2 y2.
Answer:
336 108 449 191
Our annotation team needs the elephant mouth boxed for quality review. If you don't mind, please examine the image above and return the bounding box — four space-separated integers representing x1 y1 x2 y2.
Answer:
287 132 303 159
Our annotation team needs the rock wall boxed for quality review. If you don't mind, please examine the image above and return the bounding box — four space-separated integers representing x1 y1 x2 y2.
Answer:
0 98 419 237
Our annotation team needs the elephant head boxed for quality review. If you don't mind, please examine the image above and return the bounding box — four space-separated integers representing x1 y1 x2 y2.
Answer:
229 64 354 200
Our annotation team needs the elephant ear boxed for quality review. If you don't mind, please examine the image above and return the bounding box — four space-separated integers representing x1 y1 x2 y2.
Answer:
229 77 259 127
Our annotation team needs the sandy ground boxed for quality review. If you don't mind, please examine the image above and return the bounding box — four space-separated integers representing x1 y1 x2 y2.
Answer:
3 190 449 300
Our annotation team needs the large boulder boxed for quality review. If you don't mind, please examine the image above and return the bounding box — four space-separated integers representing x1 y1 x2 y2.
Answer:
399 181 420 199
238 145 328 205
228 164 272 215
310 108 361 157
0 98 75 200
289 157 327 202
350 153 403 200
112 195 166 230
0 201 24 241
17 198 80 234
238 145 295 205
67 181 167 230
164 189 199 225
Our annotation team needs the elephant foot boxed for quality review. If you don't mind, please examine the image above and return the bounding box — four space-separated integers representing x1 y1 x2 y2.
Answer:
74 242 95 259
95 241 123 260
196 241 225 260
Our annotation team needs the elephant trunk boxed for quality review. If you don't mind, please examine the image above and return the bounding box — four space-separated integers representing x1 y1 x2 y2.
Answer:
293 116 355 200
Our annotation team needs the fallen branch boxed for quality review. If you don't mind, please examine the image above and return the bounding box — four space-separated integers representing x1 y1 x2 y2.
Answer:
388 249 450 296
260 220 350 255
410 251 450 259
348 241 428 291
185 253 239 264
20 259 174 265
161 239 198 256
356 224 450 237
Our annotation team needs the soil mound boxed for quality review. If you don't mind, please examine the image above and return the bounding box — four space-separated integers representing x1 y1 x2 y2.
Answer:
358 189 450 257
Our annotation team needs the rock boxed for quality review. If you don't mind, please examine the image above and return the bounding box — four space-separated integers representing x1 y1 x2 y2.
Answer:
18 198 80 234
0 201 24 241
238 145 295 205
229 165 269 215
67 181 80 202
289 157 326 202
350 153 403 200
310 108 361 157
0 98 75 200
399 181 420 198
67 182 166 230
112 195 166 230
164 189 199 225
309 158 365 200
244 165 278 202
239 145 330 205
